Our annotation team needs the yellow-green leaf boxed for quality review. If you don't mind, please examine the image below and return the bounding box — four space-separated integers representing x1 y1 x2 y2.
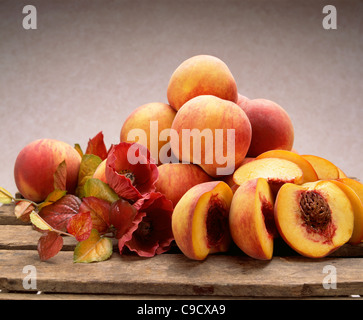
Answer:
38 189 67 211
0 187 13 204
30 211 53 231
74 143 84 158
83 178 119 203
76 154 102 198
73 229 113 263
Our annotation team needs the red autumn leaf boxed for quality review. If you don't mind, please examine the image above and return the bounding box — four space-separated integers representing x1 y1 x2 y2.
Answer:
78 197 111 234
14 201 36 223
53 160 67 191
118 192 174 257
109 198 137 239
118 211 146 254
85 131 108 161
105 142 158 201
37 231 64 261
67 211 93 242
39 194 81 232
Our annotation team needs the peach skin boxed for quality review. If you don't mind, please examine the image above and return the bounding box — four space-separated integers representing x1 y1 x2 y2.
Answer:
170 95 252 178
155 163 213 207
14 139 81 203
239 99 294 157
167 55 238 111
120 102 176 165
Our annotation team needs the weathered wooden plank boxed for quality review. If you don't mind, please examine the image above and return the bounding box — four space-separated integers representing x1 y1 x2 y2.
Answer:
0 225 77 251
0 250 362 297
0 292 258 300
0 204 28 225
0 224 362 257
0 225 119 251
1 292 361 300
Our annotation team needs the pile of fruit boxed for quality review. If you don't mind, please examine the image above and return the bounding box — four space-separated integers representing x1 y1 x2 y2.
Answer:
1 54 362 263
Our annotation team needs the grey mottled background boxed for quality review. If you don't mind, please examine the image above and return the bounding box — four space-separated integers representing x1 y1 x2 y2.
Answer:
0 0 362 195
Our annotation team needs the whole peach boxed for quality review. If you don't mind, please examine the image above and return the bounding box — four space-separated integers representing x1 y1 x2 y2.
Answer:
170 95 252 177
92 159 107 183
237 93 249 108
14 139 81 202
167 55 238 111
120 102 176 165
155 163 213 207
239 99 294 157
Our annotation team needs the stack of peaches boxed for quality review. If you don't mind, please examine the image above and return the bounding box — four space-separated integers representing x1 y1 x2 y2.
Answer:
12 55 363 262
121 54 363 261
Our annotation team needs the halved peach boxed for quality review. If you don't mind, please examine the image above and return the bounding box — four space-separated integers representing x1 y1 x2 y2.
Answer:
233 157 304 195
301 154 339 180
338 178 363 207
172 181 233 260
337 178 363 242
229 178 277 260
256 150 318 183
222 157 254 189
337 167 348 178
330 179 363 244
274 181 354 258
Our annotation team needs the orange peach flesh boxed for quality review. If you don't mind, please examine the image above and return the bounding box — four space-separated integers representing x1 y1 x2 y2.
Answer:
233 157 304 195
274 181 354 258
337 167 348 178
229 178 275 260
336 178 363 244
301 154 339 180
256 150 318 183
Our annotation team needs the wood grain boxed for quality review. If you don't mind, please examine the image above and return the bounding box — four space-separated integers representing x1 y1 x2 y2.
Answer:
1 203 363 298
1 250 363 297
0 204 28 225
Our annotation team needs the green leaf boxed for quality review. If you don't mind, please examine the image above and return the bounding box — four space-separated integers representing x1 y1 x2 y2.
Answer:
30 211 53 231
73 229 113 263
83 178 119 203
76 154 102 197
0 187 14 204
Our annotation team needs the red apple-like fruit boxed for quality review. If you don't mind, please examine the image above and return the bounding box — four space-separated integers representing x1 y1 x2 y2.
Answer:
14 139 81 202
